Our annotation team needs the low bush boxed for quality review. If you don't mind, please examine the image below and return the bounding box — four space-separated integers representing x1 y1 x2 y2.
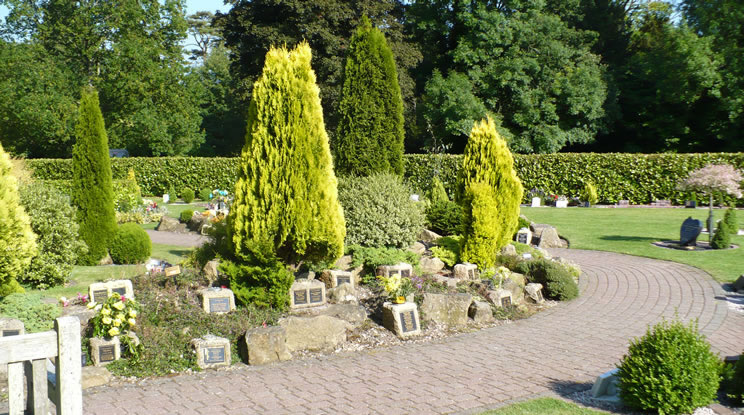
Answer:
198 188 211 201
723 206 738 233
725 352 744 404
347 245 420 284
712 220 732 249
617 319 721 414
425 200 464 236
167 185 176 200
113 169 143 213
515 258 579 300
337 173 426 248
0 293 61 332
430 236 462 267
181 188 195 204
581 182 598 204
110 223 152 264
427 176 449 203
180 209 194 223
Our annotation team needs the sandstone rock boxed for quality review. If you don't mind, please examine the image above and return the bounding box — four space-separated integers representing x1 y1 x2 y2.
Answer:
431 274 459 288
82 366 112 389
525 283 545 304
531 225 562 249
453 263 478 280
420 293 472 327
98 254 113 266
297 303 367 329
418 229 441 243
500 244 517 256
327 283 358 305
243 326 292 365
203 260 220 283
408 242 427 255
279 315 348 352
188 213 208 233
156 216 188 233
468 301 495 324
420 257 445 274
508 272 526 287
501 278 524 305
334 255 353 270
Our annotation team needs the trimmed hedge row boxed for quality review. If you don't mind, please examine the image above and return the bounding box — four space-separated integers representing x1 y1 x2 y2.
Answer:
26 153 744 204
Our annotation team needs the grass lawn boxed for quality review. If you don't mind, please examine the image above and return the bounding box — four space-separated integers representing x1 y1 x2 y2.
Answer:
521 206 743 283
482 398 607 415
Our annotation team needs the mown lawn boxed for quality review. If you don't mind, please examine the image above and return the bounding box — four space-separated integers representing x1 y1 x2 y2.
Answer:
481 398 608 415
521 206 743 283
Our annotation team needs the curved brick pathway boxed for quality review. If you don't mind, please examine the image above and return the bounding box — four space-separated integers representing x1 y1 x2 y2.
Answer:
82 249 744 415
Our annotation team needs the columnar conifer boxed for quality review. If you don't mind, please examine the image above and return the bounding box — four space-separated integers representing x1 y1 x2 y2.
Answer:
225 42 345 309
71 87 117 265
0 142 37 295
334 17 405 176
458 117 523 265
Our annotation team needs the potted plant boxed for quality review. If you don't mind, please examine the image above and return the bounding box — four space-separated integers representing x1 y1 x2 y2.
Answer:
580 182 599 207
684 192 697 208
528 188 544 207
556 195 569 208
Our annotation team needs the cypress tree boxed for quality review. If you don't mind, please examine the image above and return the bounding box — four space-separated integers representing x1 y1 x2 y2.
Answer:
458 117 523 262
334 16 405 176
723 206 738 235
72 87 117 265
225 42 346 309
0 142 37 295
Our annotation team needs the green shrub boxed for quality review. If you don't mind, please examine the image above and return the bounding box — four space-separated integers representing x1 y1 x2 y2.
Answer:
181 188 195 203
198 188 211 201
110 223 152 264
723 206 738 233
430 236 462 267
347 245 420 276
428 176 449 203
19 182 88 289
617 319 721 414
166 185 176 200
0 293 61 332
726 352 744 404
460 182 500 269
338 173 425 248
711 220 731 249
426 200 464 236
515 258 579 301
179 209 194 223
581 182 599 204
113 169 143 213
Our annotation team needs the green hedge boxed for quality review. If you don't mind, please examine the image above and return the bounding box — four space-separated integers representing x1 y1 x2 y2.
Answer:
26 153 744 204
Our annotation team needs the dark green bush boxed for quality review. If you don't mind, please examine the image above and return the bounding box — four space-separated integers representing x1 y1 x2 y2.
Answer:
0 293 61 332
181 188 195 203
430 236 461 267
110 223 152 264
179 209 194 223
428 176 449 203
617 319 721 414
347 245 420 277
337 173 425 248
426 200 464 236
723 207 738 233
726 353 744 404
712 220 732 249
516 258 579 300
198 188 211 201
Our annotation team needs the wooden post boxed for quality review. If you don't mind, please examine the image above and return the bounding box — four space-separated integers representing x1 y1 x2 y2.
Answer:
7 361 23 415
25 359 49 414
54 316 82 415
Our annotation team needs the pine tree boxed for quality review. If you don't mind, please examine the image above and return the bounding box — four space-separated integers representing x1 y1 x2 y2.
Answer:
457 117 524 262
225 42 346 309
71 87 117 265
0 142 37 295
460 182 500 268
334 16 405 176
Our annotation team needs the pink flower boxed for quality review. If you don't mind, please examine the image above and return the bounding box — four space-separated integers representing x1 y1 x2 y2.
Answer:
678 164 743 198
121 295 126 302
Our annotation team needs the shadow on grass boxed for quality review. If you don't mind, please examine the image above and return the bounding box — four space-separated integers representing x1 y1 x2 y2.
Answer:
599 235 662 242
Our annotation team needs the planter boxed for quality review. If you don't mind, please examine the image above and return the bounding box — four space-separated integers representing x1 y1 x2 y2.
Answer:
556 200 568 208
582 201 590 208
685 200 697 208
163 194 170 204
531 197 541 207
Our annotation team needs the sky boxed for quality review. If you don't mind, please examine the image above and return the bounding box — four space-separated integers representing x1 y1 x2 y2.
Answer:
0 1 231 21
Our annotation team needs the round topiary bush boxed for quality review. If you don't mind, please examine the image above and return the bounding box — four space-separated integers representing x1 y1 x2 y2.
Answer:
726 352 744 404
425 200 464 236
617 319 721 414
515 258 579 300
181 188 195 204
338 173 425 248
180 209 194 223
110 223 152 264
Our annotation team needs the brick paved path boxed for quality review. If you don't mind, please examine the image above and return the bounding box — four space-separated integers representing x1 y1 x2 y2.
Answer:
82 249 744 415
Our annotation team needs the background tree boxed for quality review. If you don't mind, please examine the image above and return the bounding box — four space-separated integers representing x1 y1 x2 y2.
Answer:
186 11 219 61
0 142 37 296
334 17 405 176
72 87 117 265
223 43 346 309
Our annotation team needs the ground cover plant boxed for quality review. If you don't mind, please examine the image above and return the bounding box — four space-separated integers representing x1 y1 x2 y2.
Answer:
521 207 743 282
480 397 607 415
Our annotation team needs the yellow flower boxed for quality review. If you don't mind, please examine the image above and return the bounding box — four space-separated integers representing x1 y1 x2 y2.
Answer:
113 318 122 327
109 292 119 298
86 301 97 309
102 316 112 325
101 307 111 315
108 327 120 336
128 318 136 326
112 301 125 311
116 313 125 321
128 309 137 318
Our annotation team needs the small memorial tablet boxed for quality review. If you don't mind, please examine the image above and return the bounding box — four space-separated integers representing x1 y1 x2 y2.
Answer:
336 274 351 285
293 290 308 305
399 310 417 333
92 289 109 302
289 279 326 309
191 335 231 369
309 288 323 303
501 296 512 308
401 269 410 278
99 345 115 363
517 233 528 244
2 329 20 337
165 266 181 277
112 287 126 296
204 347 226 364
209 297 230 313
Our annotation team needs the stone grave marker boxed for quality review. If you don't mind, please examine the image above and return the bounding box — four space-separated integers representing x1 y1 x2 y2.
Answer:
108 280 134 299
90 337 121 366
164 265 181 277
290 279 326 310
453 263 478 280
328 270 354 289
617 200 629 207
525 283 545 304
489 289 513 308
515 228 532 245
376 263 413 279
531 197 541 207
680 217 703 246
591 369 621 403
88 283 110 304
382 302 421 338
0 318 24 337
191 335 231 369
198 287 236 314
89 280 134 303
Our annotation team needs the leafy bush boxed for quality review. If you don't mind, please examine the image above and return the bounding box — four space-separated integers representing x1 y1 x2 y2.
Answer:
198 188 211 201
460 182 501 268
428 176 449 203
711 219 732 249
617 319 722 414
181 188 195 203
0 293 61 332
581 182 598 204
167 185 176 200
723 206 738 233
726 352 744 404
425 200 464 236
338 173 425 248
19 182 88 288
113 169 143 213
515 258 579 301
347 245 420 276
110 223 152 264
430 236 461 267
179 209 194 223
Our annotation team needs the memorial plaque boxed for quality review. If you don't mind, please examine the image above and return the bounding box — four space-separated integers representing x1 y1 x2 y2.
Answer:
501 296 512 308
401 269 410 278
209 297 231 313
293 290 308 305
99 345 115 363
399 310 418 333
680 217 703 246
2 329 19 337
112 287 126 296
517 233 529 244
469 269 476 279
336 275 351 286
309 288 323 303
165 266 181 277
92 289 108 303
204 347 226 364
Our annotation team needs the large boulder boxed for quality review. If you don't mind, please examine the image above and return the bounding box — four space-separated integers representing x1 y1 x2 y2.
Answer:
82 366 112 389
420 257 445 274
203 260 220 284
296 303 367 329
156 216 188 233
243 326 292 365
500 244 517 257
327 283 359 305
501 278 524 305
420 293 472 327
188 213 209 233
468 301 495 324
334 255 353 270
531 224 563 249
279 315 348 352
407 242 427 255
418 229 441 243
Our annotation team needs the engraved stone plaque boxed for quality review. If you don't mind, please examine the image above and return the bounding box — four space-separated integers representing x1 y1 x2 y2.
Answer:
517 233 529 244
2 329 20 336
501 296 512 308
309 288 323 303
99 345 116 363
468 269 476 279
112 287 126 296
336 275 351 286
401 269 410 278
204 347 226 364
293 290 308 305
209 297 230 313
399 310 418 333
93 289 109 303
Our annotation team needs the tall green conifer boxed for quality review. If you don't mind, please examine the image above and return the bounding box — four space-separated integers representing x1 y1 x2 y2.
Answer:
72 87 117 265
458 117 523 267
0 143 37 295
225 42 345 309
334 16 405 176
